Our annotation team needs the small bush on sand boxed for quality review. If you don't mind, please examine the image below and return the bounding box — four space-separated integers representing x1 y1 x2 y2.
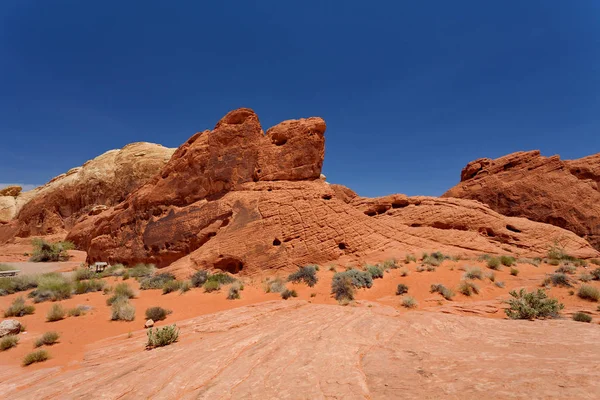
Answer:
505 289 563 320
129 264 155 278
35 331 60 347
0 335 19 351
422 252 447 266
331 276 354 302
399 267 409 277
487 272 496 282
207 273 236 285
100 264 126 277
556 264 577 275
68 306 88 317
0 275 39 296
383 258 399 269
487 257 501 270
404 254 417 264
590 268 600 281
395 284 408 295
401 296 417 308
281 289 298 300
510 268 519 276
74 279 105 294
139 273 176 290
457 281 480 296
265 278 286 293
29 239 74 262
23 350 49 366
73 267 95 281
203 280 221 293
499 255 516 267
430 284 454 300
366 265 384 279
145 306 171 321
107 282 135 305
332 269 373 289
147 324 179 349
179 281 191 294
577 284 600 302
162 280 183 294
4 296 35 317
288 265 318 287
227 282 243 300
463 267 483 280
543 273 572 288
572 312 592 323
111 298 135 321
46 303 65 322
30 273 72 303
191 270 208 287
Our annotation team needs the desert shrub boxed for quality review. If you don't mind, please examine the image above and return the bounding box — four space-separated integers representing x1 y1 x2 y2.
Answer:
74 279 105 294
382 259 399 269
579 273 593 283
415 265 425 272
577 284 600 302
487 257 501 270
590 268 600 281
430 284 455 300
569 289 575 295
504 289 564 320
162 280 183 294
555 264 577 275
0 332 19 351
0 335 19 351
139 273 176 290
332 269 373 289
510 268 519 276
399 268 409 277
463 267 483 280
4 296 35 317
281 289 298 300
591 259 600 266
145 306 171 321
331 275 354 301
572 312 592 323
179 281 191 293
288 265 318 287
422 252 447 266
395 284 408 295
35 331 60 347
68 306 87 317
129 263 155 278
404 254 417 264
203 280 221 292
265 278 286 293
401 296 417 308
146 324 179 348
495 281 505 288
122 271 130 280
191 270 209 287
227 282 242 300
23 350 49 366
499 255 516 267
29 239 74 262
457 281 480 296
426 265 436 272
46 303 65 322
207 273 236 285
111 298 135 321
366 265 384 279
487 272 496 282
29 273 72 303
73 267 95 281
547 259 560 266
543 273 572 287
0 274 39 296
107 282 135 305
100 264 126 277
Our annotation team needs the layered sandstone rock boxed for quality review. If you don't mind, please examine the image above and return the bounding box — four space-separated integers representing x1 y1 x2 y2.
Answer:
66 110 598 278
1 143 175 238
444 150 600 250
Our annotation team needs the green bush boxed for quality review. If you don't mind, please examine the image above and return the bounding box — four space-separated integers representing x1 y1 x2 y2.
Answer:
107 282 135 305
73 267 96 281
111 298 135 321
0 274 39 296
430 284 454 300
129 264 155 278
572 312 592 323
139 273 176 290
68 306 87 317
463 267 483 280
281 289 297 300
401 296 417 308
162 280 183 294
332 269 373 289
147 324 179 348
331 275 354 301
457 281 480 296
46 303 65 322
207 273 236 285
29 239 74 262
145 306 171 321
227 282 242 300
543 273 572 287
383 259 399 269
288 265 318 287
30 273 72 303
74 279 105 294
365 265 384 279
203 280 221 293
395 284 408 295
505 289 564 320
499 255 516 267
23 350 49 366
422 252 447 266
35 331 60 347
577 284 600 302
510 268 519 276
487 257 501 270
404 254 417 264
0 335 19 351
100 264 126 277
191 270 208 287
179 280 191 293
4 296 35 317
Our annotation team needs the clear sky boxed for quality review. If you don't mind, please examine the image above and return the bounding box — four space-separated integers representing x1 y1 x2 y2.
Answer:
1 1 599 196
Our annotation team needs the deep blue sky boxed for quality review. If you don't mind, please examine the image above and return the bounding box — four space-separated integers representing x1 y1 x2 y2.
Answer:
1 1 599 196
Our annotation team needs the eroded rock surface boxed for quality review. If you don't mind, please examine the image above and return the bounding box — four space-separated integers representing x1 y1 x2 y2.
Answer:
444 150 600 250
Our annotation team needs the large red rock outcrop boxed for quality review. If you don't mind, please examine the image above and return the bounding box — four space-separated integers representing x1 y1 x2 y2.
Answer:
67 110 598 277
0 143 175 240
444 150 600 250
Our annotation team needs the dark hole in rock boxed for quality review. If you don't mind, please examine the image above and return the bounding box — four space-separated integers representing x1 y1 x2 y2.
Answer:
338 242 347 250
273 238 281 246
506 224 521 233
391 202 408 209
273 137 287 146
322 194 332 200
214 257 244 274
410 223 422 228
365 211 377 216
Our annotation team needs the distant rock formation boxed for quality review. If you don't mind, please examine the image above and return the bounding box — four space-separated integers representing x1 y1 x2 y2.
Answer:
65 110 598 277
444 150 600 251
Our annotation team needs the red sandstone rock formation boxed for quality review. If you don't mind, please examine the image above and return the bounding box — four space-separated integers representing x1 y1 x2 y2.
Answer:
66 110 599 277
444 150 600 250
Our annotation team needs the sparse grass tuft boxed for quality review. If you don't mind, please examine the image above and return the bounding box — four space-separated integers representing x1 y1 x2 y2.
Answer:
487 272 496 282
577 284 600 302
399 267 409 277
227 282 243 300
495 281 505 288
107 282 135 305
572 312 592 323
463 267 483 280
29 273 72 303
288 265 318 287
504 289 563 320
396 284 408 295
331 275 354 302
510 268 519 276
74 279 105 294
404 254 416 264
265 278 286 293
457 281 480 296
129 264 155 278
179 281 191 294
382 259 399 270
4 296 35 317
0 275 39 296
401 296 417 308
73 267 96 281
487 257 501 270
430 284 455 300
203 280 220 293
146 324 179 348
46 303 65 322
281 289 297 300
0 335 19 351
590 268 600 281
23 350 49 366
499 255 516 267
422 252 447 266
366 265 384 279
145 306 171 321
556 264 577 275
332 269 373 289
139 273 176 290
190 270 208 287
68 305 87 317
35 331 59 347
543 273 572 287
162 280 183 295
110 298 135 321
